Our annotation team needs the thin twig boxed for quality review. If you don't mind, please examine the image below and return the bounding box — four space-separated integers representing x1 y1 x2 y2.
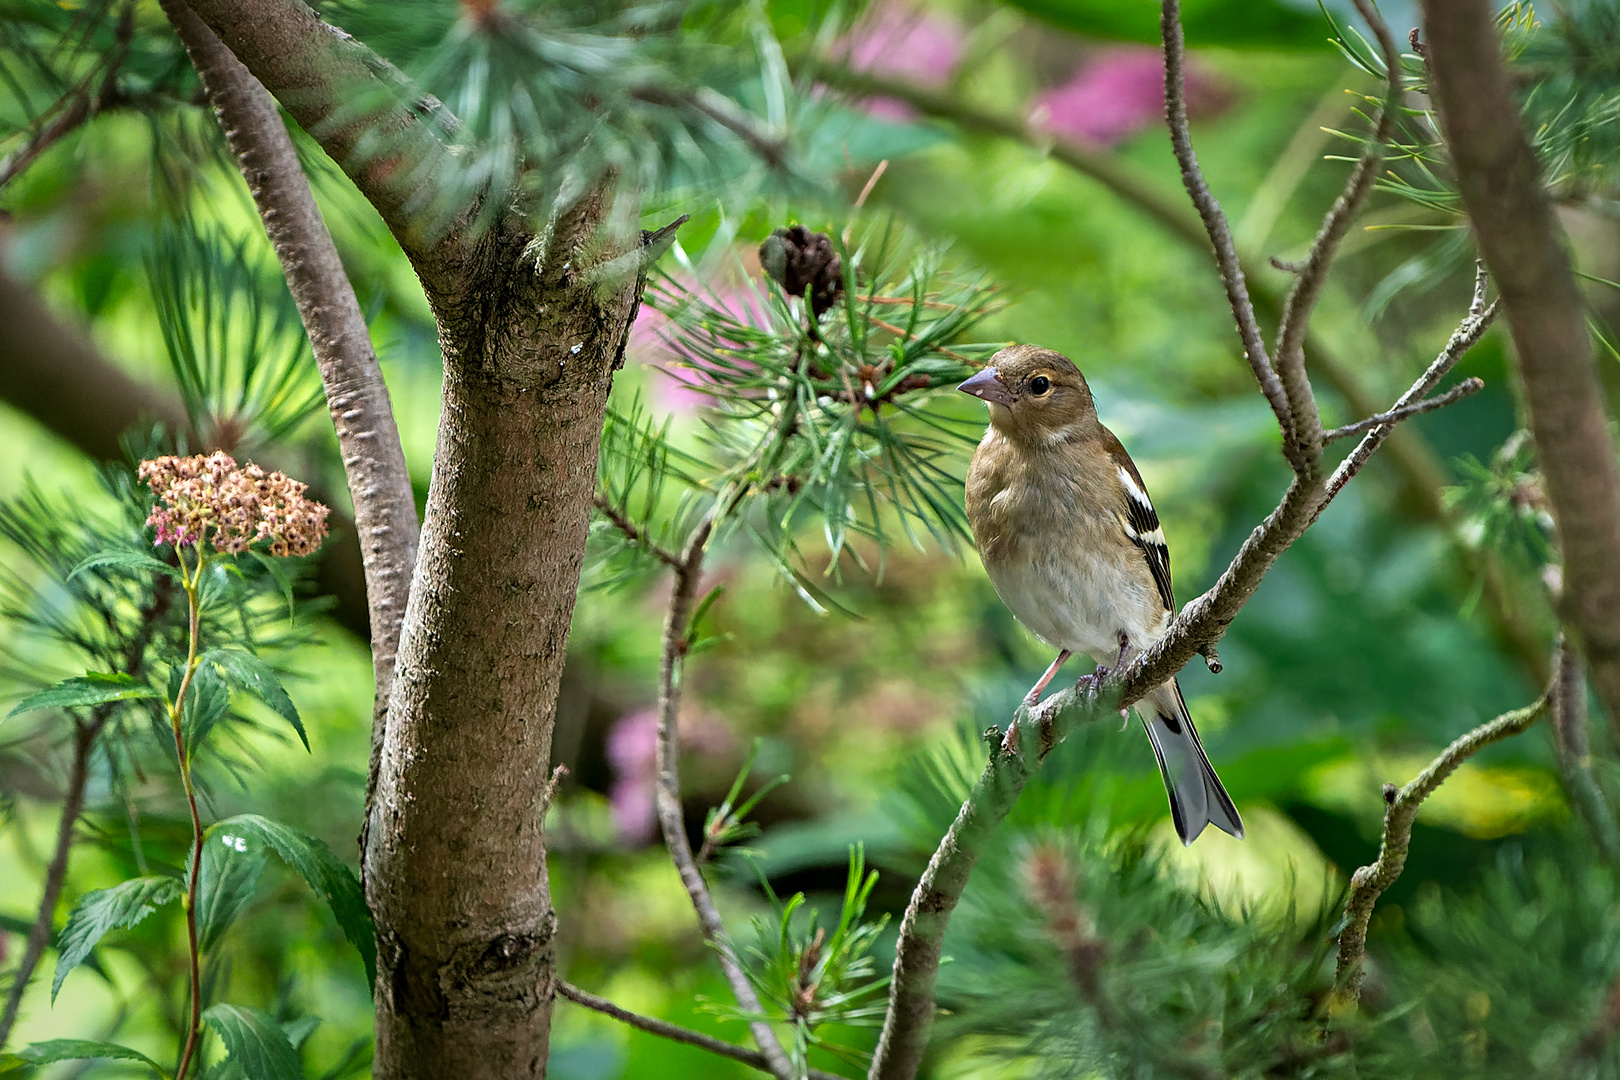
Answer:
1331 690 1551 1006
655 494 794 1079
556 980 846 1080
1270 0 1404 467
1160 0 1295 463
1321 377 1483 443
1313 286 1497 516
593 494 683 569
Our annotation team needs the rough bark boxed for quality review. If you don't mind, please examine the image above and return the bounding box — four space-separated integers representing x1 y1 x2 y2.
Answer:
1420 0 1620 725
362 214 635 1076
159 0 420 839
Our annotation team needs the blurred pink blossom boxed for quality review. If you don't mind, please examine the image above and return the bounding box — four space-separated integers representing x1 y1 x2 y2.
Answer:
624 283 775 415
606 709 660 844
1033 47 1227 147
840 4 965 121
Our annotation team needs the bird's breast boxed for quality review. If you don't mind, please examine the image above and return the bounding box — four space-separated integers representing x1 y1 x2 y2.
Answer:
966 437 1167 658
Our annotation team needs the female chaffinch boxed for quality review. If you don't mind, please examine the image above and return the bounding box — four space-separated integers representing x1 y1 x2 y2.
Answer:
960 344 1243 845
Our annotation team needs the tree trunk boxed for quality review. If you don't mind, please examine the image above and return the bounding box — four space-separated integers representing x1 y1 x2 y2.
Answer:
365 211 635 1077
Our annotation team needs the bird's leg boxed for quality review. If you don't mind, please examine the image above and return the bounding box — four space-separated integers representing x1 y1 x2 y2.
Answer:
1078 632 1132 697
1023 649 1072 706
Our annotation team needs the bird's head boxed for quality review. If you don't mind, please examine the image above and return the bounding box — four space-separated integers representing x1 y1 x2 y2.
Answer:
957 344 1098 445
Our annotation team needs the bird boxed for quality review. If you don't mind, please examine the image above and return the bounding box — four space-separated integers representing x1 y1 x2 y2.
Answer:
959 344 1243 845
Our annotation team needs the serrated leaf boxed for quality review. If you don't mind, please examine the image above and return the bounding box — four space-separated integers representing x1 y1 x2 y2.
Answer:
203 1004 302 1080
211 814 375 986
7 673 161 719
196 827 268 952
65 548 177 582
7 1039 163 1072
53 876 183 1001
183 661 231 753
198 648 307 750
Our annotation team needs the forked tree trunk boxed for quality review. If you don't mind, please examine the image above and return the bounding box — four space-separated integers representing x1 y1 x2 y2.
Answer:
173 2 643 1074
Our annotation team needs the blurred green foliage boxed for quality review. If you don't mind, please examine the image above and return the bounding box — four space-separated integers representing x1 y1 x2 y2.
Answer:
3 0 1620 1078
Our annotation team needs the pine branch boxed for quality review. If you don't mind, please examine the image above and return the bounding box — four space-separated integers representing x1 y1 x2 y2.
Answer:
0 574 175 1049
1331 690 1552 1005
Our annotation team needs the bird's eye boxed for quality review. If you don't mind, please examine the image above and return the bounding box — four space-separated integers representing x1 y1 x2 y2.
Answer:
1029 375 1052 396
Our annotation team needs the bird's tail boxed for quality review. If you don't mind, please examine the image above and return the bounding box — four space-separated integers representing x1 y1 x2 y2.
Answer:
1140 679 1243 845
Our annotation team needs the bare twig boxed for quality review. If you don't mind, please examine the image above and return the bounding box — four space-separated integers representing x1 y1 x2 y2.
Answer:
654 497 794 1079
1160 0 1294 463
1269 0 1404 467
593 494 683 569
1421 0 1620 733
628 84 790 170
556 980 846 1080
1331 691 1549 1005
159 0 421 861
1321 377 1483 443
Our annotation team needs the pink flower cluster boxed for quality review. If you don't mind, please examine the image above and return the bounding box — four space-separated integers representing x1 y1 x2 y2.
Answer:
139 452 329 558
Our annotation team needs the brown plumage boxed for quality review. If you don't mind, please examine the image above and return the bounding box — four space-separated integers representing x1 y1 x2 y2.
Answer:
960 344 1242 845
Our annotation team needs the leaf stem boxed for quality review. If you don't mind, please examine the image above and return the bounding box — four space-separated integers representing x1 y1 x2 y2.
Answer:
170 545 207 1080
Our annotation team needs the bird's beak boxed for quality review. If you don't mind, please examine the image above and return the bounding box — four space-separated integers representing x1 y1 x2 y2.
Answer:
958 368 1015 407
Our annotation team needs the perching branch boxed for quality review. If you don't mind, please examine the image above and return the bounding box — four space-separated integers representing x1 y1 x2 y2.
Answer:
652 499 794 1080
556 981 844 1080
1160 0 1295 464
1321 377 1483 443
159 0 421 852
1331 690 1551 1005
1270 0 1403 467
1126 266 1495 705
1420 0 1620 735
867 7 1498 1075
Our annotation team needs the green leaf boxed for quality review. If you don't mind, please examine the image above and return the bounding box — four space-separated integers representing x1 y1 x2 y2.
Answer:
7 673 161 719
5 1039 163 1072
65 548 177 581
199 648 308 750
211 814 375 986
181 661 231 753
203 1003 302 1080
196 826 268 952
52 876 183 1002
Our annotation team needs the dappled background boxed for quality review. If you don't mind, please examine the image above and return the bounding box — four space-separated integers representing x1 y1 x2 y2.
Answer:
2 0 1616 1076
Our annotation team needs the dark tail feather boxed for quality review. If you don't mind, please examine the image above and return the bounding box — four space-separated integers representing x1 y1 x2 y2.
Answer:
1140 679 1243 845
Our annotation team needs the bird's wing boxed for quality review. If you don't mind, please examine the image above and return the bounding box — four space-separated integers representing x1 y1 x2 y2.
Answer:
1102 430 1174 613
